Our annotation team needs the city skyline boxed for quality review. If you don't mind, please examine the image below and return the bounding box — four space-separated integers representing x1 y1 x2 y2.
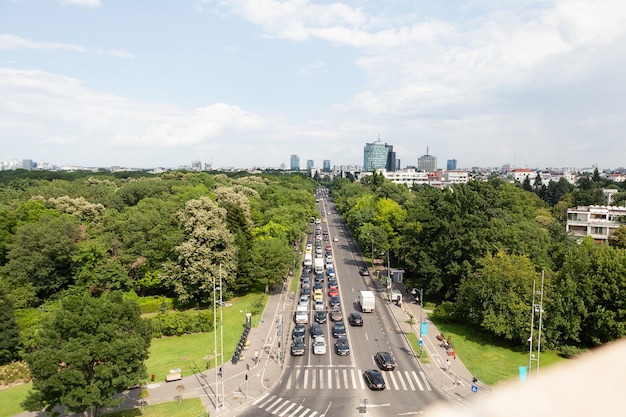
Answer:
2 1 626 170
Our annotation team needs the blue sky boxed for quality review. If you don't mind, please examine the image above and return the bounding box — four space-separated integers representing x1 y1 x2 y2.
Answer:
1 0 626 170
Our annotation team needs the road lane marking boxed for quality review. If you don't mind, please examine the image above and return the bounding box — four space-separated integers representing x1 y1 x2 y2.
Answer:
404 371 415 391
252 392 269 405
411 371 424 391
279 402 297 417
420 371 432 391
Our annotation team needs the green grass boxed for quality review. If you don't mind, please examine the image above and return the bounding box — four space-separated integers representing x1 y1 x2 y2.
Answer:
406 333 430 364
145 292 267 383
0 382 31 417
103 397 205 417
429 317 566 385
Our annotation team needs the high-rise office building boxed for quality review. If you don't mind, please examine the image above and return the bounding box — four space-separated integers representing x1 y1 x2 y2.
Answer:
307 159 314 170
418 148 437 172
290 154 300 171
323 160 331 172
447 159 457 170
363 141 396 171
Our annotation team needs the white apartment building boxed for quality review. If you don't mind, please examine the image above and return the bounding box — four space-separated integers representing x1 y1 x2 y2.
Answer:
566 205 626 243
377 168 468 188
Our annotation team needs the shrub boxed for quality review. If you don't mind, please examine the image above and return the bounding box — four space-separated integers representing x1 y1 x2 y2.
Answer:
0 361 31 386
150 310 214 337
559 345 587 358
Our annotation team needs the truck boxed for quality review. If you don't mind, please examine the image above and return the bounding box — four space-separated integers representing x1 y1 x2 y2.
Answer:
303 253 313 268
358 290 375 313
314 257 324 274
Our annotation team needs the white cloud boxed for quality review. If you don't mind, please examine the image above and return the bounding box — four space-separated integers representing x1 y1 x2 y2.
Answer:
0 34 87 53
0 34 133 58
60 0 102 7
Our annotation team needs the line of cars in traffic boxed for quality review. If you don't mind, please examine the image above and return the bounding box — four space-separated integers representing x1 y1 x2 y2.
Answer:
296 197 397 391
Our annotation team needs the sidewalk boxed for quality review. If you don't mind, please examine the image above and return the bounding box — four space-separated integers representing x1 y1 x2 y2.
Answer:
381 282 491 404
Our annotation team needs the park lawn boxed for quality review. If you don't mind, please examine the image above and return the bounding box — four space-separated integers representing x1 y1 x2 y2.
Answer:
145 292 267 382
103 397 205 417
430 318 566 386
0 382 31 417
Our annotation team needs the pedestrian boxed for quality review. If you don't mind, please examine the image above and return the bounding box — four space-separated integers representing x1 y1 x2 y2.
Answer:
254 350 259 364
446 359 451 372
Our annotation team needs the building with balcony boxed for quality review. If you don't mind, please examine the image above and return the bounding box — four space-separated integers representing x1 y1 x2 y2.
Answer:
566 205 626 243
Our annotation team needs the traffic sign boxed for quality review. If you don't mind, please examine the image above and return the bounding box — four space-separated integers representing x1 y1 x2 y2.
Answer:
471 385 478 393
418 337 423 347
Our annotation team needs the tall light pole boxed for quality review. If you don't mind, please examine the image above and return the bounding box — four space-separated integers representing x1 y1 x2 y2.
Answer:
419 288 424 357
370 233 374 269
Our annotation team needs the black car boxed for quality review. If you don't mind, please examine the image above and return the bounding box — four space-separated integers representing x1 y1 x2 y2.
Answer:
292 324 306 338
363 369 386 390
327 278 337 287
291 336 306 356
349 312 363 326
332 321 346 338
313 281 323 291
301 287 311 297
310 322 323 338
374 351 396 371
329 296 340 308
359 267 370 276
314 310 327 324
334 337 350 355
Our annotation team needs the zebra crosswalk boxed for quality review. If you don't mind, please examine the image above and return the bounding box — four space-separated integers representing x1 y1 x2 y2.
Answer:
285 367 431 392
253 393 319 417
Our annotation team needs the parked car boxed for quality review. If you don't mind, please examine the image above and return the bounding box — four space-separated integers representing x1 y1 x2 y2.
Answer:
332 321 346 338
291 336 306 356
333 236 339 242
334 337 350 355
363 369 386 390
374 351 396 371
359 267 370 276
349 312 363 326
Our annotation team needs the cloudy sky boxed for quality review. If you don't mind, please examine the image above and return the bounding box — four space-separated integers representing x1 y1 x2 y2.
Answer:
1 0 625 170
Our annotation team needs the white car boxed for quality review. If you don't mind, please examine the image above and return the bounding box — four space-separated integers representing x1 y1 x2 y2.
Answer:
314 300 325 311
333 237 339 242
313 336 327 355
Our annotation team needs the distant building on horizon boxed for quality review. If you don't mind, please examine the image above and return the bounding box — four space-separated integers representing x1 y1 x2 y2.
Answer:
417 148 437 172
290 154 300 171
447 159 457 170
323 159 331 172
22 159 35 171
306 159 314 170
363 140 397 172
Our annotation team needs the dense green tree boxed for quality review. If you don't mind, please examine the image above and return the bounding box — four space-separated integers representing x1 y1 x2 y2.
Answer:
609 225 626 248
22 292 152 417
0 286 21 364
161 197 237 305
3 213 81 306
455 252 537 343
251 236 293 294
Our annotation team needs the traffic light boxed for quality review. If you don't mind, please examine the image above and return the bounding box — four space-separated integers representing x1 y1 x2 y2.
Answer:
472 376 478 384
245 374 248 381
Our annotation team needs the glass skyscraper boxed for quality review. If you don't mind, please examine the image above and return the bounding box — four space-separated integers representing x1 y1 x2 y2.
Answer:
363 141 396 171
290 154 300 171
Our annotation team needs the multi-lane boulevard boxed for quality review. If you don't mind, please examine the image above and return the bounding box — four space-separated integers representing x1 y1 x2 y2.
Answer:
242 192 447 417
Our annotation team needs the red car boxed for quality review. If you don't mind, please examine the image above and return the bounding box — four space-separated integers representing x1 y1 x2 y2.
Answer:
328 286 338 297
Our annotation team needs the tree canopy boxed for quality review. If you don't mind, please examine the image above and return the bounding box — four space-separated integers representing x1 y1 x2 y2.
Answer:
22 292 152 417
